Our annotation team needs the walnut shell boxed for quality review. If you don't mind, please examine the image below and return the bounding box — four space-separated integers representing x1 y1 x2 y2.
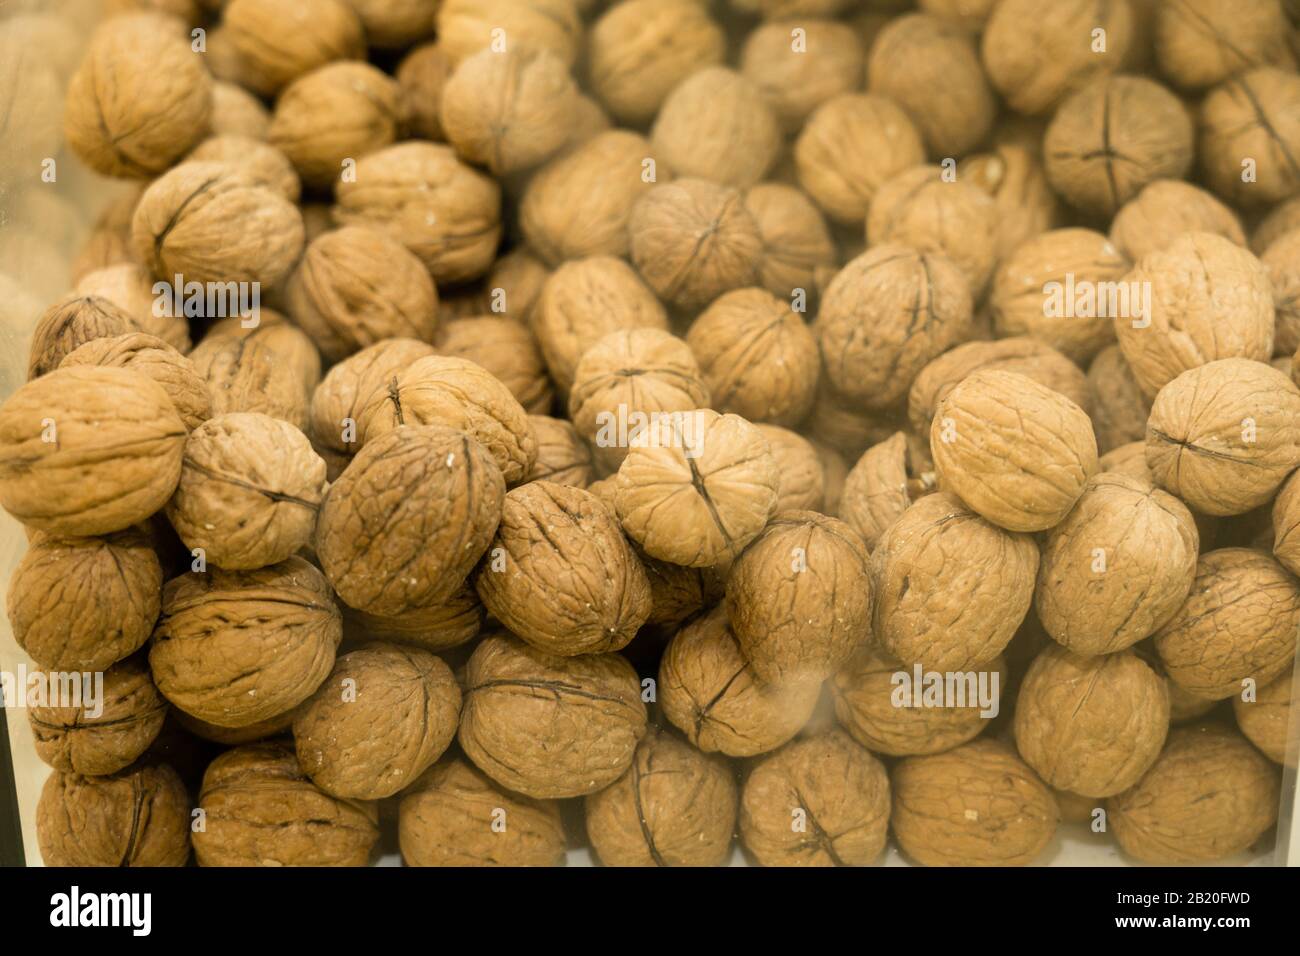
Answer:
459 633 648 798
165 413 326 570
892 738 1059 866
585 727 737 867
0 366 186 536
343 0 437 48
211 81 271 139
1157 0 1295 91
651 67 781 189
29 655 168 776
200 310 322 394
1108 723 1280 863
63 13 213 178
931 369 1099 532
474 482 651 656
7 529 162 671
1044 75 1193 217
1115 233 1274 399
629 179 764 313
1109 179 1246 263
532 256 670 395
741 18 864 134
1202 68 1300 206
343 584 484 653
1035 472 1198 655
435 317 554 416
132 162 305 288
1272 468 1300 577
527 136 671 277
1233 671 1294 765
441 46 578 176
794 93 925 226
74 264 192 353
309 337 436 455
872 492 1038 671
436 0 582 67
193 741 379 866
189 335 311 431
1252 194 1300 254
1086 345 1150 455
588 0 726 126
740 730 889 867
812 439 849 513
1153 548 1300 700
150 557 341 727
1146 359 1300 516
188 134 302 202
614 409 779 568
356 355 537 485
817 246 973 411
396 42 452 142
831 646 1006 756
61 333 209 433
268 61 401 191
742 183 839 301
958 143 1062 261
316 425 505 615
568 328 710 472
687 288 820 427
174 706 300 746
1263 229 1300 355
399 758 566 867
659 607 821 757
838 431 938 551
37 763 190 867
293 643 461 799
755 424 825 513
334 142 502 285
727 512 872 685
27 293 139 380
222 0 365 96
526 415 594 487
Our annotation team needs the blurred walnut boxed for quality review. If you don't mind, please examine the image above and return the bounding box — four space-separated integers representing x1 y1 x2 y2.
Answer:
1109 180 1246 263
222 0 365 96
71 189 146 282
435 317 553 416
806 381 905 462
1252 195 1300 254
396 42 451 142
1201 68 1300 206
27 293 138 380
959 143 1062 260
1261 230 1300 354
838 432 938 551
743 184 838 301
309 338 435 455
436 0 582 67
742 18 863 134
1086 345 1151 454
74 264 191 353
755 425 825 513
341 0 437 48
188 135 301 202
1233 672 1294 765
1155 0 1295 90
211 81 270 139
526 415 594 487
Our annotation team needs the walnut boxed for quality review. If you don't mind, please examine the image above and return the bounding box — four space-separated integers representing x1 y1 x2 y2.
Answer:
435 318 554 416
585 727 737 867
1262 229 1300 354
396 42 452 142
222 0 365 96
474 482 652 656
1201 68 1300 206
1116 233 1274 399
342 0 437 48
806 381 906 461
293 643 461 799
1252 194 1300 254
316 425 505 615
981 0 1134 116
630 179 763 313
1165 681 1219 724
838 431 938 551
794 93 926 225
832 646 1006 756
74 264 192 353
165 413 326 570
659 607 821 757
201 310 323 394
268 62 400 191
29 655 168 776
1272 469 1300 577
614 409 779 568
436 0 582 68
286 226 438 364
309 338 436 455
521 131 665 267
481 250 552 325
741 18 864 134
1108 724 1280 863
343 584 484 653
188 134 301 203
686 288 819 428
1035 472 1197 656
399 758 566 867
1153 548 1300 700
569 328 710 471
63 13 212 178
150 557 341 726
175 706 300 746
526 415 594 487
1109 179 1246 264
743 183 839 301
532 256 669 395
872 492 1038 671
1155 0 1295 91
189 335 312 431
891 738 1059 866
1146 359 1300 516
1233 672 1294 765
959 143 1063 261
356 355 538 484
931 369 1099 532
193 742 379 866
333 142 502 285
27 293 139 380
71 188 146 283
868 13 994 157
132 162 305 289
459 632 647 798
0 367 185 536
639 554 726 634
739 730 889 867
37 763 190 867
588 0 726 126
210 81 271 140
1086 345 1151 455
817 246 973 411
651 67 781 189
812 439 849 513
755 425 825 513
441 46 578 177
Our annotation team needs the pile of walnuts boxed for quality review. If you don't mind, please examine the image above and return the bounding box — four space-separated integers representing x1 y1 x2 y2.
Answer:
6 0 1300 869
